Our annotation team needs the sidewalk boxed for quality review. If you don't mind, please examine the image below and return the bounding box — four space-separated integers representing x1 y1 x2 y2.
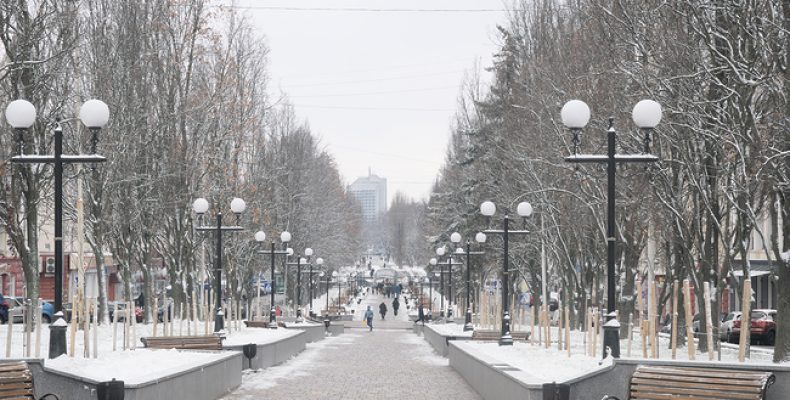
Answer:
223 292 480 400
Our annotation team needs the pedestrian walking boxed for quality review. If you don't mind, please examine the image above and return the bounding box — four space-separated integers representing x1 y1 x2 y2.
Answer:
392 297 400 316
416 302 425 325
379 302 387 320
364 306 374 331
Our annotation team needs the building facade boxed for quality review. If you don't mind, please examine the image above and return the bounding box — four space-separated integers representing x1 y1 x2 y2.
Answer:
348 172 387 223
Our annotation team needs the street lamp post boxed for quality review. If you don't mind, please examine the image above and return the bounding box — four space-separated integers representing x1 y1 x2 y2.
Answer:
430 256 446 319
255 230 290 329
480 200 533 346
452 232 486 331
287 249 312 322
193 197 246 333
310 257 324 316
560 99 662 358
5 99 110 358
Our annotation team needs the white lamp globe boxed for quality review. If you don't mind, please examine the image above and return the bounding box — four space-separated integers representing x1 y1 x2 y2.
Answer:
316 257 324 266
280 231 291 243
434 272 440 278
300 257 307 264
332 271 338 277
455 247 464 254
320 271 325 277
254 231 266 242
631 99 662 129
79 99 110 128
429 258 437 266
286 247 294 256
305 248 314 257
475 232 487 243
230 198 246 214
560 99 590 129
450 232 462 243
436 247 445 256
192 198 209 214
517 202 533 217
5 100 36 129
424 277 430 283
480 201 496 217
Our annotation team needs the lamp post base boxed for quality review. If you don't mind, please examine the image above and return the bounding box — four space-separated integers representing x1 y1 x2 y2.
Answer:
603 321 621 358
48 314 67 359
269 307 278 329
214 309 224 333
463 308 473 331
499 312 513 346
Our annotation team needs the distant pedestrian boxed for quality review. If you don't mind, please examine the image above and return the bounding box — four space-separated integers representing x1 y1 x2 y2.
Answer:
416 302 425 325
365 306 374 331
392 297 400 316
379 302 387 320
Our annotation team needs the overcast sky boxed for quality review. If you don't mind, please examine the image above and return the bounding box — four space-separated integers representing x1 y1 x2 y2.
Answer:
233 0 509 204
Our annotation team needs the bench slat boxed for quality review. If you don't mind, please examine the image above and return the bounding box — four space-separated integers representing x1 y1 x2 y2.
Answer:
633 373 766 388
0 362 35 400
141 335 223 350
636 365 771 381
625 365 773 400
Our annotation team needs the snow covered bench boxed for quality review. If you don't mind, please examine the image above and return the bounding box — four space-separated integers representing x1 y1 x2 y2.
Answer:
0 361 59 399
471 330 530 341
243 320 284 328
140 335 224 350
602 365 775 400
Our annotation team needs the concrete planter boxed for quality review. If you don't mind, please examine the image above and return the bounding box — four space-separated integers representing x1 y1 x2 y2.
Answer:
19 351 242 400
448 341 543 400
225 330 308 370
447 341 790 400
423 324 472 357
284 323 325 343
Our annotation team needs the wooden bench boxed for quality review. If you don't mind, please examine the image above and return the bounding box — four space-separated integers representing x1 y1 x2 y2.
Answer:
471 330 530 341
140 335 223 350
602 365 776 400
0 361 59 399
244 320 268 328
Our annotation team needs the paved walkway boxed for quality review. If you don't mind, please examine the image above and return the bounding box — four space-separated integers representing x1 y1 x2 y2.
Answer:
222 292 481 400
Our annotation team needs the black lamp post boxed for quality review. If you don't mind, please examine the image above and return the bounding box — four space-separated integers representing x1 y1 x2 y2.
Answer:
429 272 437 319
287 249 312 322
480 200 533 346
5 99 110 359
255 230 291 329
310 257 324 317
560 99 662 358
193 197 246 333
429 257 446 319
451 232 486 332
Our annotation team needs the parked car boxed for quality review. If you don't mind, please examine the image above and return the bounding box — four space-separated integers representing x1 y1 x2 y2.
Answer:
732 309 777 346
720 311 742 343
5 297 54 324
0 293 9 323
108 301 143 323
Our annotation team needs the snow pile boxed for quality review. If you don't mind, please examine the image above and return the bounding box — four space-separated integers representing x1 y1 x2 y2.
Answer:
461 341 607 383
223 327 300 346
426 322 473 337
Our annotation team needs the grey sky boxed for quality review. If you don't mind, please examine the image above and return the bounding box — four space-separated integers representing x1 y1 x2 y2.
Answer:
234 0 508 204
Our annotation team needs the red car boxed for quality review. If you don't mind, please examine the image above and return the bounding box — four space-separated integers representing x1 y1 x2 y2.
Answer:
732 309 776 346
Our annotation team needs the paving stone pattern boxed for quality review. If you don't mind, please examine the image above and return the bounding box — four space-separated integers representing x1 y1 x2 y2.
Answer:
223 292 481 400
